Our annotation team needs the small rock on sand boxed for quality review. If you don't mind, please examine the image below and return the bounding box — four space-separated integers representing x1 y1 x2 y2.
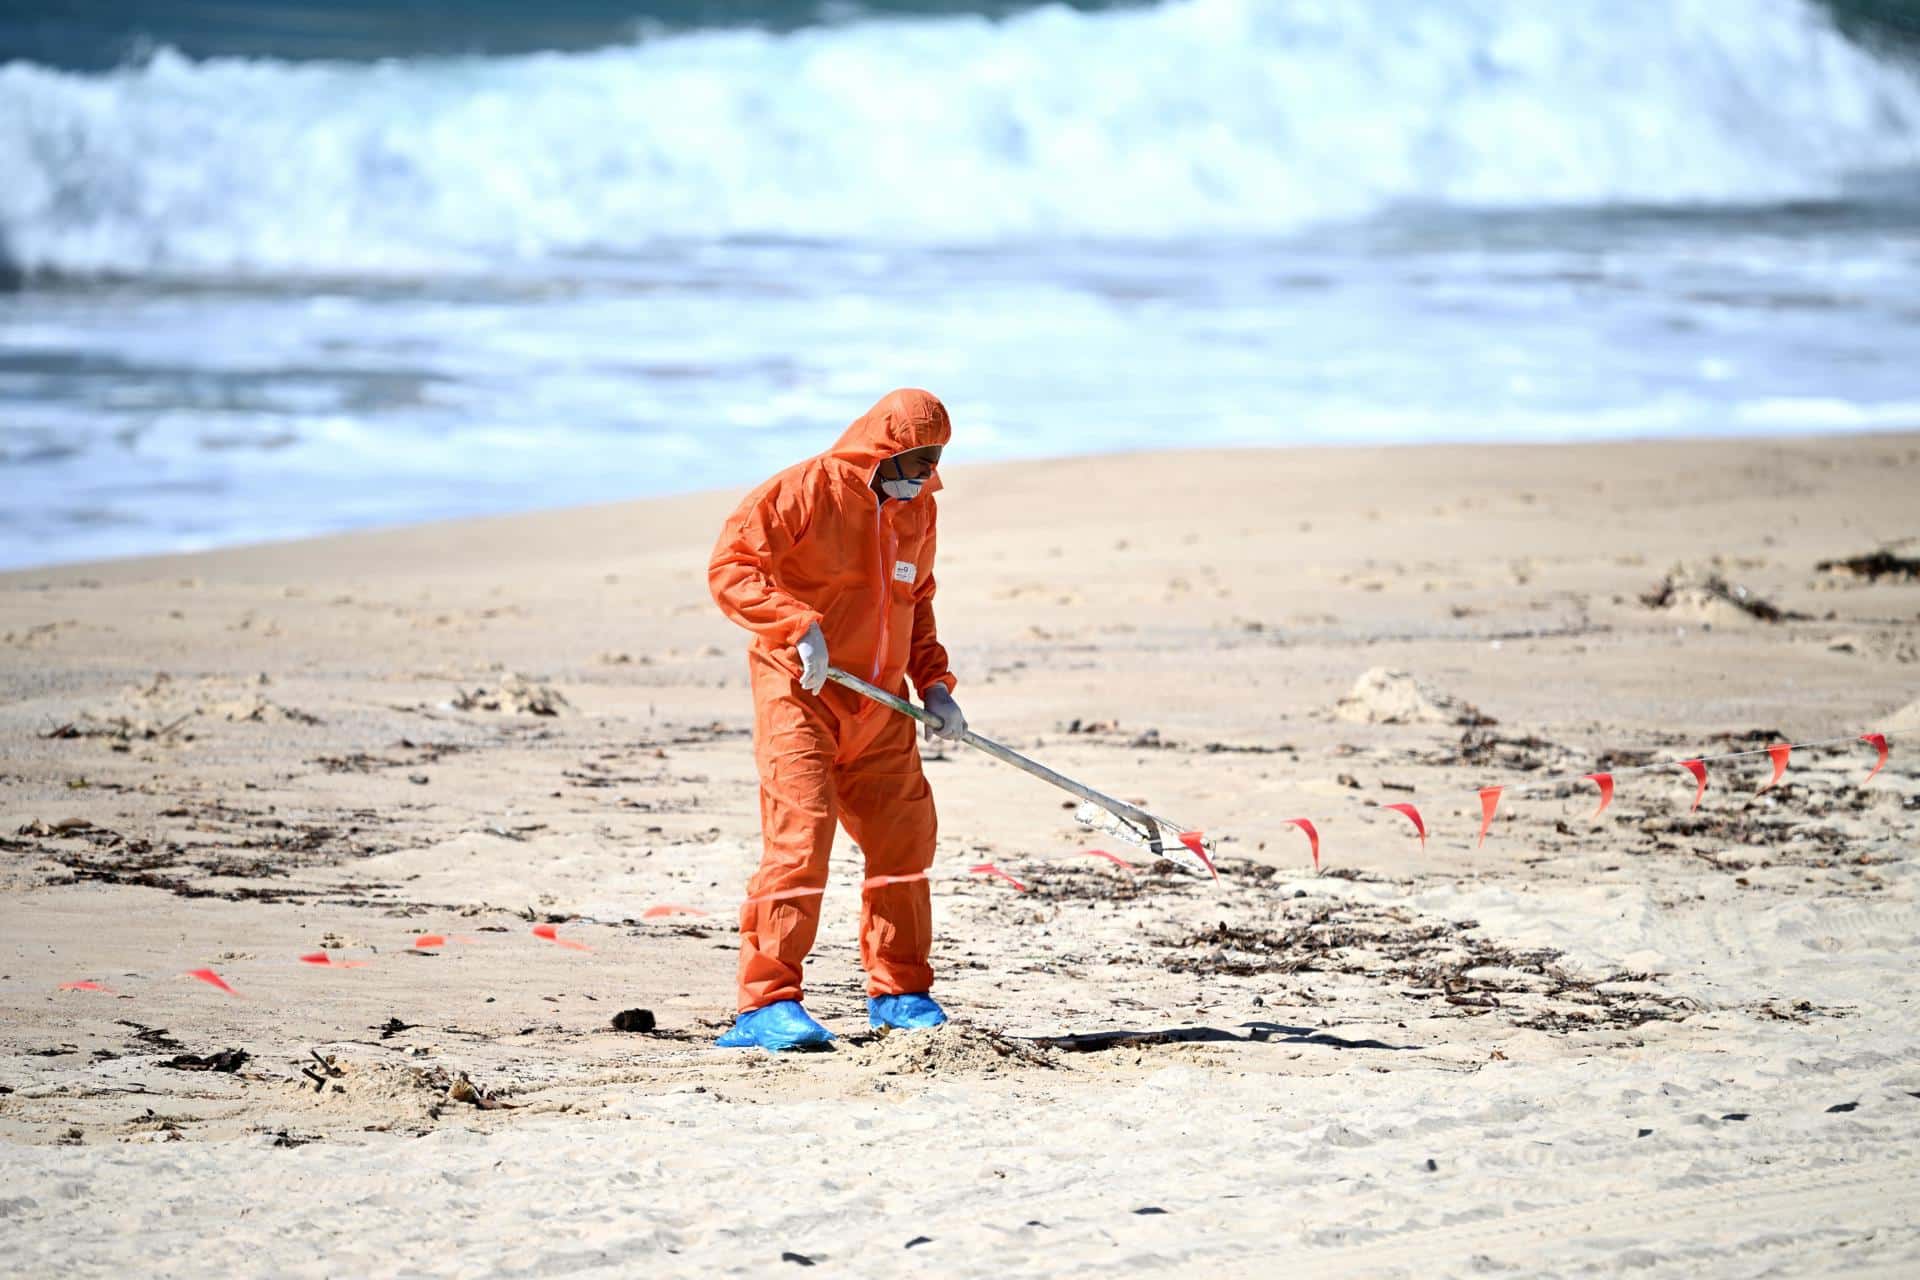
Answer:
610 1008 657 1033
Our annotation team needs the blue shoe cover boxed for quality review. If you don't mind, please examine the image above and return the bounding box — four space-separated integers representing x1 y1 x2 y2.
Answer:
868 992 948 1030
714 1000 835 1050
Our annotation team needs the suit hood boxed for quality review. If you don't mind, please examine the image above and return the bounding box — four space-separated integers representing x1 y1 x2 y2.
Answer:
826 389 952 484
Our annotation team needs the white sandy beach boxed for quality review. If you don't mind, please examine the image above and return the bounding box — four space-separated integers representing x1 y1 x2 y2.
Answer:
3 435 1919 1276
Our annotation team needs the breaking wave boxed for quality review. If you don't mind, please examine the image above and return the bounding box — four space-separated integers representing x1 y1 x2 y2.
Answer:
4 0 1919 276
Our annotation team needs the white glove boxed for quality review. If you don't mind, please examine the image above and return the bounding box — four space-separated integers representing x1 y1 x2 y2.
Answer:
795 622 829 694
921 685 966 741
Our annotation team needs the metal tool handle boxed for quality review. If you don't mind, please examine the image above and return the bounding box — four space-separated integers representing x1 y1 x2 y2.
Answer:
824 666 1201 866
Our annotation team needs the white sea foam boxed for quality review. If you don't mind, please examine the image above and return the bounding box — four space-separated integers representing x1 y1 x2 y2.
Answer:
3 0 1919 276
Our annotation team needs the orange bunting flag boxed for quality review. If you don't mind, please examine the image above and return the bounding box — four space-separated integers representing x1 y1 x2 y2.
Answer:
413 934 446 949
184 968 239 996
1679 759 1708 811
1178 831 1218 879
1583 772 1615 819
1476 787 1503 849
59 980 113 993
641 904 708 919
1383 802 1426 851
969 863 1029 892
1862 732 1889 783
1076 849 1135 875
1283 818 1320 871
530 923 592 952
1760 743 1791 793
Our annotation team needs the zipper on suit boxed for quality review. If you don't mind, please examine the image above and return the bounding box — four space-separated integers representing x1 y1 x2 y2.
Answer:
870 496 896 685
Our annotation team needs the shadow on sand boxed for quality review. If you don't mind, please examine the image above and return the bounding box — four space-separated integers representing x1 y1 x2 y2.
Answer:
1034 1021 1416 1054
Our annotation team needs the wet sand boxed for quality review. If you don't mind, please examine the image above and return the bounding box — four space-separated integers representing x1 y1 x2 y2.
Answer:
3 434 1919 1276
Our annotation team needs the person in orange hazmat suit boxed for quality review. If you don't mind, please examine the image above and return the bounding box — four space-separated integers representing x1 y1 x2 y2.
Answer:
707 388 967 1050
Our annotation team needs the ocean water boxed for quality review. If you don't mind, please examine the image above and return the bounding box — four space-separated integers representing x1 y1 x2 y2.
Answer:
3 0 1920 569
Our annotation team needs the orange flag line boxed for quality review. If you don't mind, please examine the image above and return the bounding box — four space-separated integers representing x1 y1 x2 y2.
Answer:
59 728 1903 994
715 870 945 915
1430 730 1897 816
1305 730 1900 865
729 866 1056 911
1591 732 1872 799
1375 730 1898 827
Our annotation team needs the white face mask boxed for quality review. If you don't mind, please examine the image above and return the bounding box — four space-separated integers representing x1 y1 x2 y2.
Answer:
880 476 925 501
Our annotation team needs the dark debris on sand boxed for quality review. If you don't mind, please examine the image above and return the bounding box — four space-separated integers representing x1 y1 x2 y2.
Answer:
1634 806 1868 872
1411 728 1571 773
1160 898 1692 1033
1816 550 1920 582
160 1048 249 1072
16 810 457 908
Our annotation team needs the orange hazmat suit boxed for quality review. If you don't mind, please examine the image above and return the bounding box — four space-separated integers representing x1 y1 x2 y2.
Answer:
709 389 957 1013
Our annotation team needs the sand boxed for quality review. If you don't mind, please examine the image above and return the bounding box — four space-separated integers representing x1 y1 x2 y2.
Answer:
3 434 1918 1277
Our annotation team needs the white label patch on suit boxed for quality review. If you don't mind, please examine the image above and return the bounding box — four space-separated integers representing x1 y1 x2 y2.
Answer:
893 560 918 583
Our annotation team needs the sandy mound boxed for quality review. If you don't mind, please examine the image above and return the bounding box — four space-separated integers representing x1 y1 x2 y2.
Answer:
859 1022 1059 1076
1640 562 1806 626
1882 698 1920 733
287 1056 517 1125
1332 667 1493 726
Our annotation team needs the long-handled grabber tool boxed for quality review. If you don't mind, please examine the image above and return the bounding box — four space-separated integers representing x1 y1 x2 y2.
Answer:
826 667 1217 877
